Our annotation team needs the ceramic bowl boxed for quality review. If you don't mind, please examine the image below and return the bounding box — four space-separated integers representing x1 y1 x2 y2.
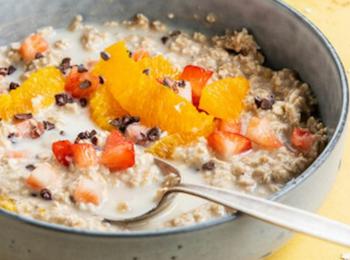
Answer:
0 0 348 259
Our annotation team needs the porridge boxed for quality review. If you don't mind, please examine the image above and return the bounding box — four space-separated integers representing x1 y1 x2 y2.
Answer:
0 14 327 231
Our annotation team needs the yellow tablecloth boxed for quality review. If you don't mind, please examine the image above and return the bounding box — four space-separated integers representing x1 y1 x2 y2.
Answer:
267 0 350 259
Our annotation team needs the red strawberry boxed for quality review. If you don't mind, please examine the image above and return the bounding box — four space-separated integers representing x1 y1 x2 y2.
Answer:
52 140 73 167
65 66 100 98
26 163 57 191
19 34 48 63
15 119 45 139
100 130 135 172
124 123 148 144
246 117 283 149
207 131 252 159
215 119 241 134
291 128 316 152
73 179 101 205
71 143 98 168
179 65 213 107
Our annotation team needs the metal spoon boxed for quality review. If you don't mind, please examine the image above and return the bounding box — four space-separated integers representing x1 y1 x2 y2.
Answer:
105 158 350 247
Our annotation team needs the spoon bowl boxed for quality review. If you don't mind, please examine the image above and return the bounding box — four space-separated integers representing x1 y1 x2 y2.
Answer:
102 158 181 223
103 158 350 248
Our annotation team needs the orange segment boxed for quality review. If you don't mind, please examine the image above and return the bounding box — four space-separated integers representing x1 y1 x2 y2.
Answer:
0 95 12 120
138 55 178 80
0 67 65 120
146 132 202 159
93 41 213 134
133 49 150 62
199 77 249 120
89 85 127 130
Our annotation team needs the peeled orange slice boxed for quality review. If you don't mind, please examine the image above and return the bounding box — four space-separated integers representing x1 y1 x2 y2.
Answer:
199 77 249 120
90 85 127 130
147 132 204 159
93 41 213 135
0 67 65 120
132 49 150 62
138 55 178 81
0 95 12 121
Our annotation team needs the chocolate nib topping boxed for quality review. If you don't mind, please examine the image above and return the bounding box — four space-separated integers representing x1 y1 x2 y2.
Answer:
110 115 140 133
14 113 33 121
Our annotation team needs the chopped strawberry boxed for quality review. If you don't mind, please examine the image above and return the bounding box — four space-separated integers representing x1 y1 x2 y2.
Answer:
207 131 252 159
179 65 213 107
246 117 283 149
19 34 49 63
125 123 148 144
52 140 73 167
26 163 56 191
291 127 316 152
65 66 100 98
71 143 98 168
73 179 101 205
6 150 27 159
15 119 45 139
215 119 241 134
15 120 33 138
132 49 150 62
100 130 135 172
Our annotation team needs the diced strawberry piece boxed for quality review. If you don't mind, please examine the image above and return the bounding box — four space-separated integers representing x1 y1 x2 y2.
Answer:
291 127 316 152
26 163 56 191
52 140 73 167
6 150 27 159
65 66 100 98
215 119 241 134
15 119 45 139
103 130 124 149
207 131 252 159
15 120 32 138
19 34 49 63
179 65 213 107
125 123 148 144
246 117 283 149
100 130 135 172
132 49 150 62
71 143 98 168
73 179 101 205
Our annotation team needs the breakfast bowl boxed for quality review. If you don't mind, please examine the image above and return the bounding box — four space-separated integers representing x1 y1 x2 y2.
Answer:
0 0 348 259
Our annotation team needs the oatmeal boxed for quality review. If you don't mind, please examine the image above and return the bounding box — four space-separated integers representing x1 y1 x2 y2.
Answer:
0 14 327 231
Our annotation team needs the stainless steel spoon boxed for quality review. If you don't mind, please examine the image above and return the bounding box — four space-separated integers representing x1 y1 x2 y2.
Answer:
105 158 350 247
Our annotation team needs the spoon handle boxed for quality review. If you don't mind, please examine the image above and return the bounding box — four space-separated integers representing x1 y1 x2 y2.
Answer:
169 183 350 247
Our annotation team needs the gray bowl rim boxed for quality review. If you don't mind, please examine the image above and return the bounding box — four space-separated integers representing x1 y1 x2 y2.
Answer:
0 0 348 238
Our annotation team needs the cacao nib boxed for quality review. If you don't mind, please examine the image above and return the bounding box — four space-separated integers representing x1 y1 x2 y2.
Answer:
202 160 215 171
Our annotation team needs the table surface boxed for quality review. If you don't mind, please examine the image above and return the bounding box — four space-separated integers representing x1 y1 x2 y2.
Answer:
267 0 350 259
